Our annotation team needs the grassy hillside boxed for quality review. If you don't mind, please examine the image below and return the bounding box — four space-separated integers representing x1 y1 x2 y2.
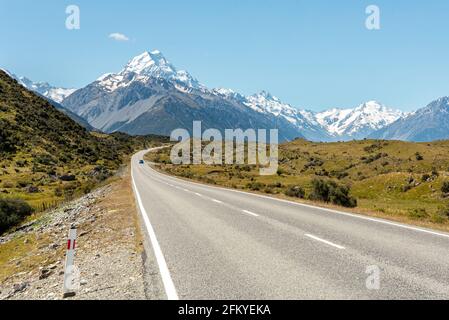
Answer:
0 70 168 233
146 139 449 229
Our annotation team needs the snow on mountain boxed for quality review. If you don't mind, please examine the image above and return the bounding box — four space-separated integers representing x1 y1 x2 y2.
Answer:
316 101 405 140
212 88 245 101
4 70 76 103
369 97 449 142
96 50 204 93
62 51 303 141
61 49 408 141
212 89 402 141
242 91 332 141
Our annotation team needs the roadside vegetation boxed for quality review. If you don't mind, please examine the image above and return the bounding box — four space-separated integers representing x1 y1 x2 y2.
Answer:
0 70 168 234
146 138 449 229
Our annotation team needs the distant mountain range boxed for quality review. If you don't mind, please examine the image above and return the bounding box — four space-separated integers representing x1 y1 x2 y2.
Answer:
2 69 76 103
4 51 448 142
62 51 303 141
370 97 449 142
1 69 92 130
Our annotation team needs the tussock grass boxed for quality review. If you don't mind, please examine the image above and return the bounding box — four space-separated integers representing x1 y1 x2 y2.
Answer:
146 139 449 230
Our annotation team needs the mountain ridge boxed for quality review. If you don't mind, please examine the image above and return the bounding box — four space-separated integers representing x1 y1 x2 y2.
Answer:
62 50 408 141
369 97 449 142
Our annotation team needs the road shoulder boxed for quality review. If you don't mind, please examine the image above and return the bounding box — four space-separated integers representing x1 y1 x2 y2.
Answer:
0 167 159 300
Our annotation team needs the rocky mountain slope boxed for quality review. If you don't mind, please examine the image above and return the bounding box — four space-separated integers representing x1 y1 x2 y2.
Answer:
3 69 76 103
62 51 303 141
370 97 449 142
1 69 93 129
62 50 408 142
316 101 405 140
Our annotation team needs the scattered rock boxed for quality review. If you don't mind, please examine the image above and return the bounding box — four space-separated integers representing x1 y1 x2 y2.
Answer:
26 186 39 194
47 263 59 270
59 175 76 182
79 231 91 237
39 269 52 280
13 282 29 294
48 243 59 250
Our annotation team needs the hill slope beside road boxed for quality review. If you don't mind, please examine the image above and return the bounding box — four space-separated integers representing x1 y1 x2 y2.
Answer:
0 168 164 300
0 69 168 232
147 139 449 231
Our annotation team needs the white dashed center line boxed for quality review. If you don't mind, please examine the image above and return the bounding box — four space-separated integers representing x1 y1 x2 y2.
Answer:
212 199 223 204
242 210 259 217
305 234 345 250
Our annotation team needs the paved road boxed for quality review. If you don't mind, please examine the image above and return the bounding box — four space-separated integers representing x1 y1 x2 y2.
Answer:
131 149 449 300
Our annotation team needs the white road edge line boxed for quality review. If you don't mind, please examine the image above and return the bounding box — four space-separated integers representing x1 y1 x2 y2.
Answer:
131 164 179 300
242 210 259 217
305 234 345 250
144 161 449 240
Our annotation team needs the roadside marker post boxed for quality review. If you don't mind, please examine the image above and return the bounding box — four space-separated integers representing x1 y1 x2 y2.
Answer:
63 226 78 298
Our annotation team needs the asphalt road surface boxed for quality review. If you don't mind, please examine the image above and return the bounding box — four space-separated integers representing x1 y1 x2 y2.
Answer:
131 149 449 300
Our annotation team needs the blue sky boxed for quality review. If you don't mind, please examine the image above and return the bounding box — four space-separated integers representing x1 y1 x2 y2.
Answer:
1 0 449 111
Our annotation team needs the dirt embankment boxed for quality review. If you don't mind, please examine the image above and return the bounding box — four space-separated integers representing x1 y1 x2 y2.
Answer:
0 168 153 300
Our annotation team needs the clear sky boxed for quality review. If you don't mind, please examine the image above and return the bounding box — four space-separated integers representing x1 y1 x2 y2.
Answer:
1 0 449 111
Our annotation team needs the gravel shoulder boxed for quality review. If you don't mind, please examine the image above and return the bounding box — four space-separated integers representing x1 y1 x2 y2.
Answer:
0 167 160 300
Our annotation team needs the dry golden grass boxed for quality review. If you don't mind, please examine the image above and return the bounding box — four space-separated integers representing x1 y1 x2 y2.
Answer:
146 139 449 231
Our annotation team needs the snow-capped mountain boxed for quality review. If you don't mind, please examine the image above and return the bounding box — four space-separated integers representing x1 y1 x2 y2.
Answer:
62 51 303 141
61 50 410 141
96 50 204 93
316 101 405 140
370 97 449 142
242 91 332 141
0 68 93 129
4 70 76 103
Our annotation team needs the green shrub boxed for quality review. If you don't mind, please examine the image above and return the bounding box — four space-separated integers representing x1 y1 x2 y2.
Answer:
408 208 428 220
438 205 449 218
246 182 266 191
268 182 284 188
0 198 34 234
441 181 449 194
263 187 274 194
276 168 285 176
415 152 424 161
309 178 357 208
285 186 305 198
431 213 445 224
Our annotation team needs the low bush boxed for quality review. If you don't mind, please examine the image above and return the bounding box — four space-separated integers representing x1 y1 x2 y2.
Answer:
309 178 357 208
415 152 424 161
285 186 305 198
0 198 34 234
246 182 266 191
408 208 428 220
441 181 449 194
